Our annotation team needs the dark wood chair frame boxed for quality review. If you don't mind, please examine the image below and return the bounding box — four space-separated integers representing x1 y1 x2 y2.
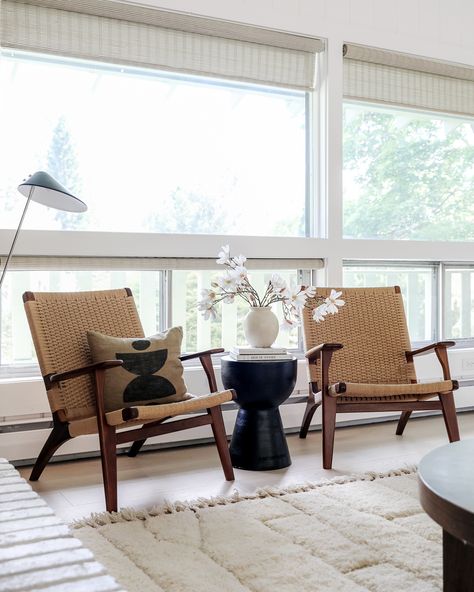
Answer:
299 341 460 469
30 348 235 512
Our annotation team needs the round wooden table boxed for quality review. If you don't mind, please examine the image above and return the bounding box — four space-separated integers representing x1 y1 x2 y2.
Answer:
221 356 297 471
418 439 474 591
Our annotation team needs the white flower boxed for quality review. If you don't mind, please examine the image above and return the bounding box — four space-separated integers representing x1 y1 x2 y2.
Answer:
201 246 344 329
269 274 287 293
198 289 216 307
283 284 307 309
197 300 210 311
216 245 230 265
217 272 237 292
197 300 217 321
280 317 298 331
201 306 217 321
200 288 216 299
325 289 345 314
230 265 248 285
233 254 247 267
312 304 328 322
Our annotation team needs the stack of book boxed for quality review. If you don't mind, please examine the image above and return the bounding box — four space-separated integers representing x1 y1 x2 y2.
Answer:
229 346 292 361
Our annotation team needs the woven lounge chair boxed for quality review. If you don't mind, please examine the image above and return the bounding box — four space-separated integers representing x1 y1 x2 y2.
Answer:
23 288 234 512
300 286 460 469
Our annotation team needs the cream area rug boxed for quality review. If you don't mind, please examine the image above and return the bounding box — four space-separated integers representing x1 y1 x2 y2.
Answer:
73 468 441 592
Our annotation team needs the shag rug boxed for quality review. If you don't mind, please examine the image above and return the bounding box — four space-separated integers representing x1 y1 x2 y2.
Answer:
73 468 442 592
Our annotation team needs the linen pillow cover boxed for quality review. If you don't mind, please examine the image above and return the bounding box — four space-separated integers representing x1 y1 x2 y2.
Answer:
87 326 190 412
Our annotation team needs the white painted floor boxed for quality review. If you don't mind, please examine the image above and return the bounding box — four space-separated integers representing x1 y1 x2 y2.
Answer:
19 412 474 522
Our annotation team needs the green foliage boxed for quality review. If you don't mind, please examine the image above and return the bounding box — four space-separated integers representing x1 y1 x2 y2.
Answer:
344 108 474 240
146 187 236 234
46 117 85 230
273 211 305 237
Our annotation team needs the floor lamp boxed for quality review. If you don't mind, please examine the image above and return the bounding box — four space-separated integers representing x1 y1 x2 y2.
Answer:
0 171 87 290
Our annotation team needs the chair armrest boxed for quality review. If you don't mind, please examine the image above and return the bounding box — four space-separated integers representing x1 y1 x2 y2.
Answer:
306 343 343 362
48 360 123 385
179 348 224 362
406 341 455 359
179 348 224 392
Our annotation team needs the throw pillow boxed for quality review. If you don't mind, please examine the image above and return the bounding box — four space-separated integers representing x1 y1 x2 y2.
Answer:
87 326 190 412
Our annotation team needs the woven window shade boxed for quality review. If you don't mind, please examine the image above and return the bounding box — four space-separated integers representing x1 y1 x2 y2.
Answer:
344 43 474 117
3 256 324 271
1 0 324 90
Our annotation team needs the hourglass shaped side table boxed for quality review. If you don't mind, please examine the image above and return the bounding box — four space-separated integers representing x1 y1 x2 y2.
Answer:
221 356 297 471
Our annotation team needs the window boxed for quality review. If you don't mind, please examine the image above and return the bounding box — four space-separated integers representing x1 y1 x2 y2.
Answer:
0 0 323 376
341 45 474 346
343 262 437 343
0 261 312 374
171 269 310 352
444 265 474 340
343 102 474 241
1 51 307 237
0 269 162 372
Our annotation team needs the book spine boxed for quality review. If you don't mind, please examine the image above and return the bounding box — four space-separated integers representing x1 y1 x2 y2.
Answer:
230 354 292 361
231 349 287 355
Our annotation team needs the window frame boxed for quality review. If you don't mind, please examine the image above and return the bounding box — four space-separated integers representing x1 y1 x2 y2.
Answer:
0 46 323 377
343 259 474 349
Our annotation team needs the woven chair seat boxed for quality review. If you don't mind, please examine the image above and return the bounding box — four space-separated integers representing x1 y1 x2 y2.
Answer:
300 287 460 470
69 390 233 437
329 379 455 402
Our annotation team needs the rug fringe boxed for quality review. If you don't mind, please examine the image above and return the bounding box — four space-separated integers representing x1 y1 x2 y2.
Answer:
72 464 417 529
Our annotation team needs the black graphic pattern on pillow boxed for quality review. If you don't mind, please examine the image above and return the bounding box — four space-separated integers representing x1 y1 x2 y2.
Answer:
117 339 176 402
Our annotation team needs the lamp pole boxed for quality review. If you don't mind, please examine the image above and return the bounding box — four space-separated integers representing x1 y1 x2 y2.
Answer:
0 185 34 291
0 171 87 292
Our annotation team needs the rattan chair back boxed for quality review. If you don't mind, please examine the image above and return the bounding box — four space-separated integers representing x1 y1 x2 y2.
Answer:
302 287 416 387
24 288 144 422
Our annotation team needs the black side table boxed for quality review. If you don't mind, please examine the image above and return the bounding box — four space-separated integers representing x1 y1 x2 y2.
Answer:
221 356 297 471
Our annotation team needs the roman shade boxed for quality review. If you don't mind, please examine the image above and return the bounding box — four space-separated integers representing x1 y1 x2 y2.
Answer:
3 256 324 271
344 43 474 117
1 0 324 90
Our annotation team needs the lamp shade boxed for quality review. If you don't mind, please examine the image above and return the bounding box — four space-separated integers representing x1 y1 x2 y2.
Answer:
18 171 87 213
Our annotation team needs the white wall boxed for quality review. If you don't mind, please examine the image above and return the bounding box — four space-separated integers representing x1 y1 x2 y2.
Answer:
2 0 474 461
135 0 474 65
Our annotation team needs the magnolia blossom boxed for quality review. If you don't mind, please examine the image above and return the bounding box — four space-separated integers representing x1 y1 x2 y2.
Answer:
217 272 237 291
280 316 299 331
198 288 216 305
312 304 328 322
325 289 345 314
283 284 307 309
233 254 247 267
201 305 217 321
216 245 230 265
303 285 317 298
269 273 287 292
230 265 248 285
198 246 343 330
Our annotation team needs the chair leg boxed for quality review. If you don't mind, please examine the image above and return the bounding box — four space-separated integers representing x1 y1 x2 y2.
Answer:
30 423 71 481
127 419 169 457
300 401 320 439
208 406 234 481
440 393 460 442
98 423 118 512
396 411 412 435
127 439 145 458
322 396 337 469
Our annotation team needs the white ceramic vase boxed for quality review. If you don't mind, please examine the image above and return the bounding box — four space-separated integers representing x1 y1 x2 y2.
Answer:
243 306 279 348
